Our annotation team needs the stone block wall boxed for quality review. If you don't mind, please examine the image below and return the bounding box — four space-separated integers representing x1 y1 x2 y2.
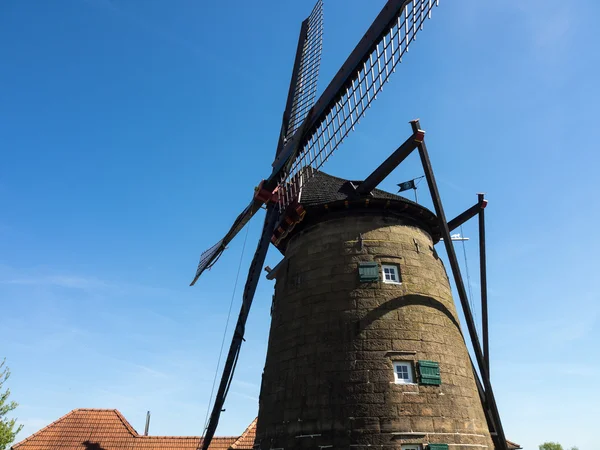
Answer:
255 213 494 450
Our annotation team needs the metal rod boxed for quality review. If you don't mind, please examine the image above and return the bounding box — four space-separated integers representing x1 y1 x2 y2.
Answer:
410 119 508 450
478 192 489 377
200 206 279 450
144 411 150 436
353 131 421 196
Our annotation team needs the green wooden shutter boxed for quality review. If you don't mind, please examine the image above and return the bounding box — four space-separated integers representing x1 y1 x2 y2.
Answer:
428 444 449 450
418 360 441 386
358 262 379 282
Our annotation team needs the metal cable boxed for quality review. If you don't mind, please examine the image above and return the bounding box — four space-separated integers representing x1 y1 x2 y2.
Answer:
201 221 252 436
460 224 478 334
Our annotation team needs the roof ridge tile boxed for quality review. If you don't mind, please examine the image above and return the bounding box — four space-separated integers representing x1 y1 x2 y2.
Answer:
112 409 139 436
230 417 257 449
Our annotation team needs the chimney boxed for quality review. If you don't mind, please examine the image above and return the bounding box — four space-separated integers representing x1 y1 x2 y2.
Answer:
144 411 151 436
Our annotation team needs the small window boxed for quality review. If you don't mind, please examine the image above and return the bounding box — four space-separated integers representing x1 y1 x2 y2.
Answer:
393 361 414 384
427 445 449 450
382 264 401 284
401 445 421 450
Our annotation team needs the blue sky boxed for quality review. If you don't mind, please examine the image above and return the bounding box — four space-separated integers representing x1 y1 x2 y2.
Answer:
1 1 598 449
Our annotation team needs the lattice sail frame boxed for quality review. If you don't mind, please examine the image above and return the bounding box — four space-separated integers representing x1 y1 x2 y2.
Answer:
193 239 225 280
286 0 324 139
278 0 439 211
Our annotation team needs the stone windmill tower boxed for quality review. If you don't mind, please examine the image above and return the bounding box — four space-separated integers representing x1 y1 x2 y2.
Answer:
191 2 509 449
256 169 494 449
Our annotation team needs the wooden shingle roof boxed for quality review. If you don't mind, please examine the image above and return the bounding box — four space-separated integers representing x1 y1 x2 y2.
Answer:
298 170 408 207
11 409 249 450
272 170 442 252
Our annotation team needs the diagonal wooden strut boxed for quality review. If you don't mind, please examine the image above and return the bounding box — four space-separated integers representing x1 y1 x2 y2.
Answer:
447 194 491 376
447 197 487 232
411 119 508 450
199 206 279 450
353 129 424 196
478 192 490 377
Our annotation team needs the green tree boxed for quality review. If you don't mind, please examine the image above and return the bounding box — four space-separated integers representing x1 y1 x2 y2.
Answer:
539 443 579 450
539 444 563 450
0 359 23 450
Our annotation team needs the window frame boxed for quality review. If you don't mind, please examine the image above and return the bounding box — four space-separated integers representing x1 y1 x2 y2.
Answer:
401 445 422 450
382 263 401 284
392 361 415 384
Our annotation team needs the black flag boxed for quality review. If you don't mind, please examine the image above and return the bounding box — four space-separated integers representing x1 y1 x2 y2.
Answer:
397 179 416 192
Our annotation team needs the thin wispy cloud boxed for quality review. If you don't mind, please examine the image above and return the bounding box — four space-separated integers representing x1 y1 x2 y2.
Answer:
132 364 170 380
232 379 259 390
496 304 599 350
512 0 577 88
1 275 109 290
495 359 598 379
18 327 90 352
229 391 258 402
515 1 573 51
18 418 53 437
0 264 182 297
437 176 468 194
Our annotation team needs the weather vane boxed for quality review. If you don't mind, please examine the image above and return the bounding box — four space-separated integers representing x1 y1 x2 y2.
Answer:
397 175 425 202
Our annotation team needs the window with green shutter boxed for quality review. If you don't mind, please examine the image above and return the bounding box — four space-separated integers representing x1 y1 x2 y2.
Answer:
418 360 441 386
428 444 448 450
358 262 379 282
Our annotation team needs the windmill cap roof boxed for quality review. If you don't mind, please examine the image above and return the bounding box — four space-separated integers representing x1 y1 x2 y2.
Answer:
298 170 411 206
272 170 442 252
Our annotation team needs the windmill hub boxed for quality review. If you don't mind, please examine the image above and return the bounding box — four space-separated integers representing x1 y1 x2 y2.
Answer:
254 180 280 205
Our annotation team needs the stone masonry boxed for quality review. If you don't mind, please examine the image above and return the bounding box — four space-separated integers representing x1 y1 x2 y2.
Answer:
255 212 494 450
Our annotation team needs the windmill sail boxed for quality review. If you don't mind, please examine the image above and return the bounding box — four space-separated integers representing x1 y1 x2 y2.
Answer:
276 0 440 211
285 0 324 140
191 1 324 287
190 202 258 286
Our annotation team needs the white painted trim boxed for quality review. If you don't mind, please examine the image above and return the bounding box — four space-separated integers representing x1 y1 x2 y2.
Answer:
382 263 401 284
392 361 415 384
391 432 487 438
401 445 421 450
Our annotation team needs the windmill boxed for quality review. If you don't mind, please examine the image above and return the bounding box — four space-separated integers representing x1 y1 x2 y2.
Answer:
192 1 509 449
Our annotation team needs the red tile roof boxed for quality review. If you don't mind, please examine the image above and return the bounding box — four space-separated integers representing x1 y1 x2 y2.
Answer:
229 418 256 450
13 409 516 450
11 409 250 450
506 439 522 449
